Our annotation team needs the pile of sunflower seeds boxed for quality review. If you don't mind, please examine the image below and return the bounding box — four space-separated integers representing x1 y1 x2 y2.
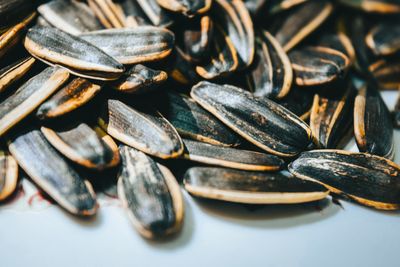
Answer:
1 0 400 239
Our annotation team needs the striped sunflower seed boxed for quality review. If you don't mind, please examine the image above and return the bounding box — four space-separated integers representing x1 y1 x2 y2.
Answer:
339 0 400 14
366 22 400 56
157 0 212 17
0 148 18 201
0 57 35 94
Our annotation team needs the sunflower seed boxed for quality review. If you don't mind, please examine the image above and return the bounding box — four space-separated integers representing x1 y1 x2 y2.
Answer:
289 46 350 86
0 0 34 33
80 27 174 65
191 81 313 157
88 0 126 28
157 0 212 17
274 1 333 52
38 0 103 35
366 22 400 56
0 149 18 201
8 128 97 215
393 90 400 128
339 0 400 14
168 46 201 85
288 150 400 210
369 59 400 90
182 139 284 171
184 167 329 204
117 145 184 239
111 64 167 94
24 26 124 80
318 33 356 66
0 57 35 94
36 77 102 120
99 99 184 159
120 0 152 27
276 85 314 121
248 31 292 99
41 122 120 170
268 0 309 14
0 67 70 136
136 0 174 27
354 83 394 159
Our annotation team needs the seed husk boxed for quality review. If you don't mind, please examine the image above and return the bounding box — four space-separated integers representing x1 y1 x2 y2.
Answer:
369 59 400 90
318 33 356 66
248 31 293 99
288 150 400 210
24 26 124 81
184 167 329 204
168 46 201 85
0 0 34 33
212 0 255 68
0 149 18 201
274 1 333 52
8 128 97 215
88 0 126 28
354 83 394 159
182 139 284 171
120 0 152 27
160 91 241 147
157 0 212 17
41 122 119 170
289 46 350 87
117 145 184 239
99 99 184 159
136 0 174 27
339 0 400 14
38 0 103 35
276 85 314 121
0 57 35 94
268 0 308 15
36 77 102 120
366 22 400 56
190 81 313 157
310 81 355 149
0 67 70 137
80 27 175 65
111 64 167 94
393 90 400 128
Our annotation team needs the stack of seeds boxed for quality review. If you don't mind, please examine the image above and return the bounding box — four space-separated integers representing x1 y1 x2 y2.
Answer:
1 0 400 239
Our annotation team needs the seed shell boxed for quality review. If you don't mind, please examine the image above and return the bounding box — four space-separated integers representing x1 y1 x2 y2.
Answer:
136 0 174 27
88 0 126 28
0 0 34 33
0 67 70 137
24 26 124 81
190 81 313 157
366 22 400 56
117 145 184 239
369 59 400 90
157 0 212 17
183 167 329 204
288 150 400 210
339 0 400 14
0 149 18 201
99 99 184 159
8 128 97 215
0 57 35 94
276 85 314 121
318 33 356 66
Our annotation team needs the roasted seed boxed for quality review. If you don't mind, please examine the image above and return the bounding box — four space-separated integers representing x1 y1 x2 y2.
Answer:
191 81 313 157
318 33 356 66
369 59 400 90
0 0 34 33
184 167 329 204
8 128 97 215
339 0 400 14
0 57 35 94
276 85 314 121
157 0 212 17
288 150 400 210
0 149 18 201
88 0 126 28
0 67 69 136
136 0 174 27
117 145 184 239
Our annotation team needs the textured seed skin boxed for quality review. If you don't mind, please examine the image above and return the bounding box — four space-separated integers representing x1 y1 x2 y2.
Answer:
339 0 400 14
157 0 212 17
354 84 394 159
184 167 329 204
0 57 35 93
369 59 400 90
99 99 184 159
24 26 124 80
182 139 284 171
366 22 400 56
0 0 34 32
136 0 174 27
0 149 18 201
8 128 97 215
0 67 70 137
318 33 356 65
288 150 400 210
191 82 313 157
276 85 314 121
117 145 184 239
80 27 175 65
160 91 241 147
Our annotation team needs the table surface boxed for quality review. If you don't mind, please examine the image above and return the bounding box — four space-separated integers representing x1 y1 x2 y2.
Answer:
1 91 399 267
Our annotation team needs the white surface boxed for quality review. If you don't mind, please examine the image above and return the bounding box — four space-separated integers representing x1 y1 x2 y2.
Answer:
1 91 399 267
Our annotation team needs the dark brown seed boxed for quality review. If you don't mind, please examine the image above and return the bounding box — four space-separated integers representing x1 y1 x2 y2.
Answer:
369 59 400 90
289 46 350 86
8 128 97 215
99 99 184 159
120 0 152 27
38 0 103 35
36 77 102 120
366 22 400 56
190 82 313 157
339 0 400 14
80 27 175 65
276 85 314 121
41 123 120 170
354 83 394 159
318 33 356 66
160 91 241 147
248 31 293 99
0 57 35 94
393 90 400 128
196 26 239 79
212 0 255 68
0 149 18 201
24 26 124 81
268 0 308 14
0 0 34 33
157 0 212 17
288 150 400 210
136 0 174 27
184 167 329 204
274 1 333 52
182 139 284 171
310 81 355 149
168 46 202 85
117 145 184 239
0 67 70 136
111 64 167 94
